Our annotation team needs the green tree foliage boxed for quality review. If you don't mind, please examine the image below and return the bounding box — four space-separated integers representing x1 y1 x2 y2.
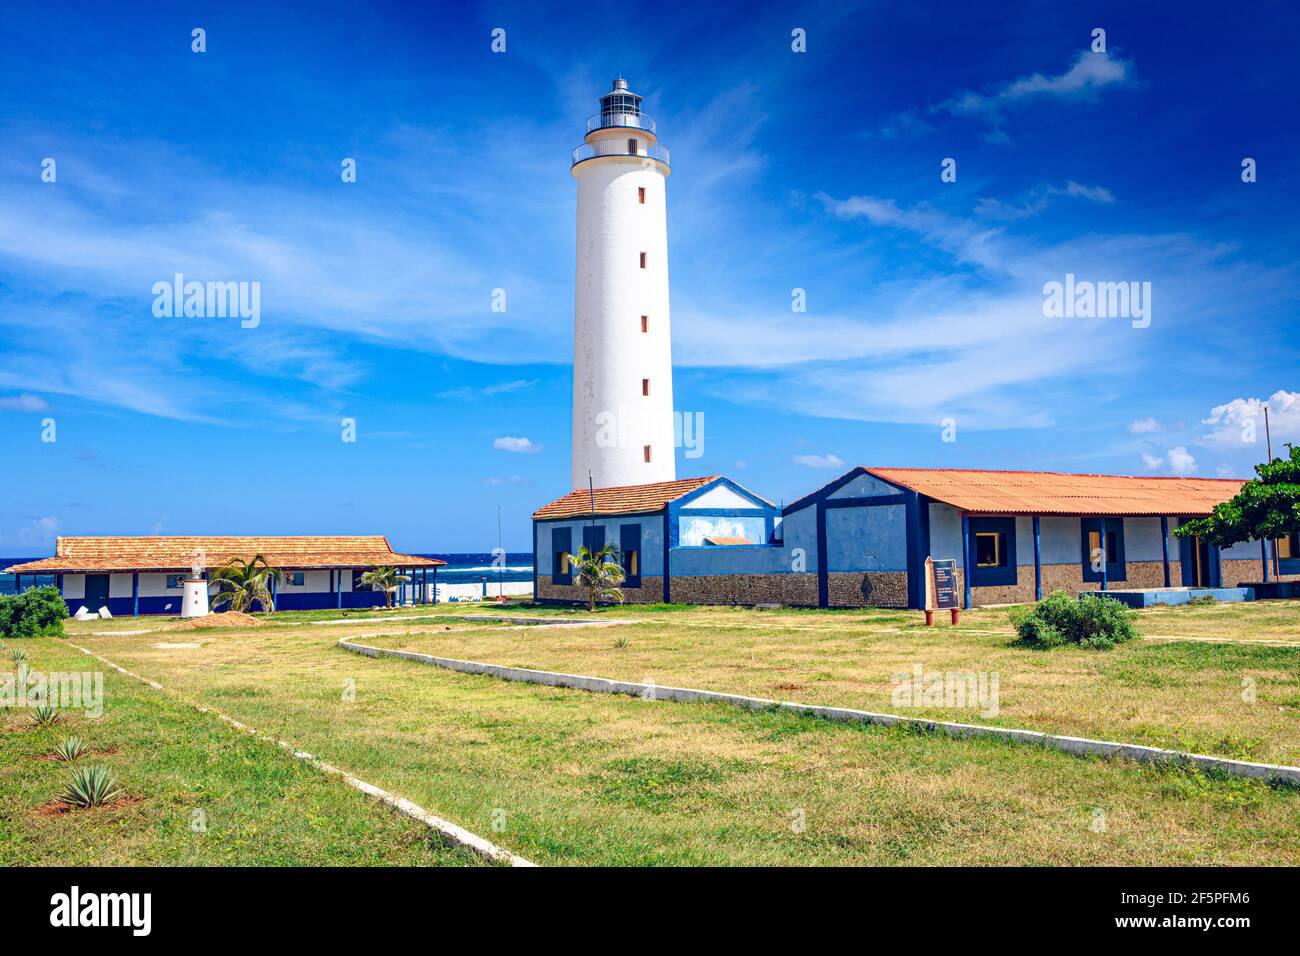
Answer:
210 555 284 614
0 586 69 637
1175 445 1300 549
573 543 626 612
357 566 411 608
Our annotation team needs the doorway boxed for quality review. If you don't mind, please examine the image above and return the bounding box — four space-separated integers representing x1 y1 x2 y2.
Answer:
1184 536 1213 587
84 573 110 612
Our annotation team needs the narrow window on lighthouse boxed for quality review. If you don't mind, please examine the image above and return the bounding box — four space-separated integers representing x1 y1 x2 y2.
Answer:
643 445 652 463
628 138 638 155
638 186 646 204
642 378 650 396
639 252 647 269
640 315 648 333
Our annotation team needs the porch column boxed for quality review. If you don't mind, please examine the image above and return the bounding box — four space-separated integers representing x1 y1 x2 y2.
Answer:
57 574 64 598
960 513 972 610
1160 516 1171 588
337 570 343 609
1261 539 1271 583
132 573 139 616
1099 517 1108 591
1032 516 1043 601
432 566 438 605
422 567 429 604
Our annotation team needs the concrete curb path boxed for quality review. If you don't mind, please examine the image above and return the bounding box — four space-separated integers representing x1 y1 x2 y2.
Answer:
69 641 536 867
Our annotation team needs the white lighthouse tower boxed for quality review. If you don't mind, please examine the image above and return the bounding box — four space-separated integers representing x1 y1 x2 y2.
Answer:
571 78 676 489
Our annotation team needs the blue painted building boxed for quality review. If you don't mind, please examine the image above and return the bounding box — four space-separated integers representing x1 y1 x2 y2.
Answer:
4 535 444 616
534 467 1295 608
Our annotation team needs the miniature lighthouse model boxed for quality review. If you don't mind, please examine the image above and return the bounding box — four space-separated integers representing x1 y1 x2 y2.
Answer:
180 555 209 618
571 78 677 489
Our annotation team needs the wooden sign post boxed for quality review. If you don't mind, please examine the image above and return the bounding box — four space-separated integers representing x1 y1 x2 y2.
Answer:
924 557 961 625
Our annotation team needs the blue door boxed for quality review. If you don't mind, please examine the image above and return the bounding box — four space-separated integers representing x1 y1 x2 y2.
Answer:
84 574 110 612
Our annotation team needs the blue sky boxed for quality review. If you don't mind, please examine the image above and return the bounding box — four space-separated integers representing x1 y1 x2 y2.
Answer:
1 0 1297 553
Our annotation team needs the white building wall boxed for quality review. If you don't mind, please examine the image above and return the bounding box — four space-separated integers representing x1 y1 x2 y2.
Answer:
572 141 675 489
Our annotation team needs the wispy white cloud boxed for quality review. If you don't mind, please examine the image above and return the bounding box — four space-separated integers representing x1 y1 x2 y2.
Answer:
939 51 1134 121
481 475 535 487
793 453 845 469
440 379 539 401
0 393 49 411
493 436 542 454
1129 417 1163 433
1141 446 1199 476
0 515 60 549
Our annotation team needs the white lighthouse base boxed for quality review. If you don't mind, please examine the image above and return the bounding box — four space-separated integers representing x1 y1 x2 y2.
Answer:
181 579 209 618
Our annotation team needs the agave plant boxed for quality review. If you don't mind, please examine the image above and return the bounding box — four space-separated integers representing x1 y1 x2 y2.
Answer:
8 647 28 665
209 555 284 614
31 701 60 727
59 764 124 809
357 566 411 608
52 736 89 761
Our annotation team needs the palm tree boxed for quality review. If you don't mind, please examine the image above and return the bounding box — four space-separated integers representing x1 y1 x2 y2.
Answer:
209 555 284 614
358 566 411 608
574 543 626 612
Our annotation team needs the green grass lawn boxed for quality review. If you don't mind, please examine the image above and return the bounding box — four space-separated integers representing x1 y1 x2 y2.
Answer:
341 600 1300 765
0 638 485 866
40 610 1300 866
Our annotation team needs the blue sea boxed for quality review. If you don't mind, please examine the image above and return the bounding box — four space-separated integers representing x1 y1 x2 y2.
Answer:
0 552 534 595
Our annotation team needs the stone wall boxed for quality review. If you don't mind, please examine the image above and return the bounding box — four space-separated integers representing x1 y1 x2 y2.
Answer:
1220 558 1300 587
669 573 819 606
963 560 1173 606
536 574 665 604
825 571 908 608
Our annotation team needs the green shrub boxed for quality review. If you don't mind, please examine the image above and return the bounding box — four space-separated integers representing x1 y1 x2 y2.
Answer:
1011 590 1140 650
1 586 68 638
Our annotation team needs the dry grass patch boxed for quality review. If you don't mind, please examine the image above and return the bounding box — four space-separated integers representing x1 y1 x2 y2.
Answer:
63 622 1300 866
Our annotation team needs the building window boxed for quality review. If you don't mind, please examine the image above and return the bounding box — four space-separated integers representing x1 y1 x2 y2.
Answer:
639 252 647 269
620 524 642 588
166 574 184 590
975 532 1004 568
552 527 572 585
643 445 652 463
1277 533 1297 559
1080 518 1127 582
638 186 646 204
640 314 648 332
642 378 650 396
286 571 305 587
967 517 1017 587
628 138 638 155
582 525 606 555
352 570 370 590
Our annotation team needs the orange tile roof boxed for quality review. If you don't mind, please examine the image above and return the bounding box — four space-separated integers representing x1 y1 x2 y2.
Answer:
864 468 1244 516
4 536 445 574
703 536 754 546
533 476 721 520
